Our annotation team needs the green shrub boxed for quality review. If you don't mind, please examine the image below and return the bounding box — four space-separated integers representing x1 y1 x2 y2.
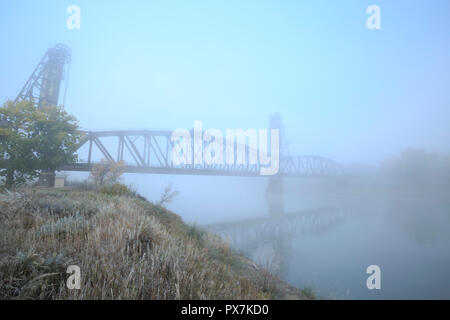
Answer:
301 287 317 300
185 224 207 243
100 183 135 197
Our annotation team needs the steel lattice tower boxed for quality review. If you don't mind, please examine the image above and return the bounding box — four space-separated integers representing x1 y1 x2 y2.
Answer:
15 44 71 108
266 113 288 216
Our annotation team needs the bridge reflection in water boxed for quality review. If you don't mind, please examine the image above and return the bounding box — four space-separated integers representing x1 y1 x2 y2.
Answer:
202 207 350 275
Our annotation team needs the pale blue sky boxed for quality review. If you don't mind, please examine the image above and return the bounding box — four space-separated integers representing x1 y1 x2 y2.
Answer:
1 0 450 164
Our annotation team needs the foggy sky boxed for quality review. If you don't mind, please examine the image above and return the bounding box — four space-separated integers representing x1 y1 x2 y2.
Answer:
1 0 450 165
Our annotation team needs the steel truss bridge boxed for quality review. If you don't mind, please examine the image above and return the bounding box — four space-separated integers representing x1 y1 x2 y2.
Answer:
60 130 343 178
9 44 342 179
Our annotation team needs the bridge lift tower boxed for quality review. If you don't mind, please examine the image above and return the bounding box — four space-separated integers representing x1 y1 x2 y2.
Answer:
15 44 71 186
15 44 71 108
266 113 288 216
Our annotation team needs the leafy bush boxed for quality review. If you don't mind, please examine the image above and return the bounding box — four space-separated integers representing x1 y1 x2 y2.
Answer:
89 159 125 186
301 287 317 300
185 224 207 243
100 183 135 197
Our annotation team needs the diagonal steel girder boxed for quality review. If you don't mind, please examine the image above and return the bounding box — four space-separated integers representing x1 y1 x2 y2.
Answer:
59 130 343 178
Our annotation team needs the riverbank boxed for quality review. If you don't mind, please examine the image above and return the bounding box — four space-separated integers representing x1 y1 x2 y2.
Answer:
0 186 311 299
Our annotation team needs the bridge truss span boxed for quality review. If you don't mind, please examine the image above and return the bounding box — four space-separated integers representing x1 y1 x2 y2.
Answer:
60 130 343 178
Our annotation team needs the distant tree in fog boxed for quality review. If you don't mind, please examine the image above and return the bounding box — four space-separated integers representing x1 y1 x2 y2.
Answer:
382 148 446 190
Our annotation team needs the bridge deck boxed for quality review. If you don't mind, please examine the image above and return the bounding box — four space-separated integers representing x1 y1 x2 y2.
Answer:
60 130 343 178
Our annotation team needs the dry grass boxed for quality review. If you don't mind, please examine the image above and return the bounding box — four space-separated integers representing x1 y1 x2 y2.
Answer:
0 186 308 300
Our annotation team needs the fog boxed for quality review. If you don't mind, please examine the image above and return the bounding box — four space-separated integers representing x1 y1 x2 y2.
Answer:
66 154 450 299
2 0 450 299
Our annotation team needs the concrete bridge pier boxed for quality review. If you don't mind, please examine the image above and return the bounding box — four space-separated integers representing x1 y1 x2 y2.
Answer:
265 113 286 217
266 176 284 216
37 170 55 187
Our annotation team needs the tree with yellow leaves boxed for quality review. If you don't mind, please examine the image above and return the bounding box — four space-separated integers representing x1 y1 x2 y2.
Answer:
89 159 126 186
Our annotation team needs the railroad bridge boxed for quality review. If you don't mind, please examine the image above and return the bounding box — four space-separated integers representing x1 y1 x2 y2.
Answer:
61 130 342 178
6 44 346 230
11 44 342 180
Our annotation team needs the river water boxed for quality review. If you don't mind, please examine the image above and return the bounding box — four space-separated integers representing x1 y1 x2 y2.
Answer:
199 186 450 299
262 193 450 299
131 174 450 299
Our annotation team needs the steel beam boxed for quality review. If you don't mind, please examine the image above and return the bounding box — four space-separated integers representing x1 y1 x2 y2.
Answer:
59 130 342 178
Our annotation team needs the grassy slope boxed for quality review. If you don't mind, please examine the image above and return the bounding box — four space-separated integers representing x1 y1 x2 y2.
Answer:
0 187 310 300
